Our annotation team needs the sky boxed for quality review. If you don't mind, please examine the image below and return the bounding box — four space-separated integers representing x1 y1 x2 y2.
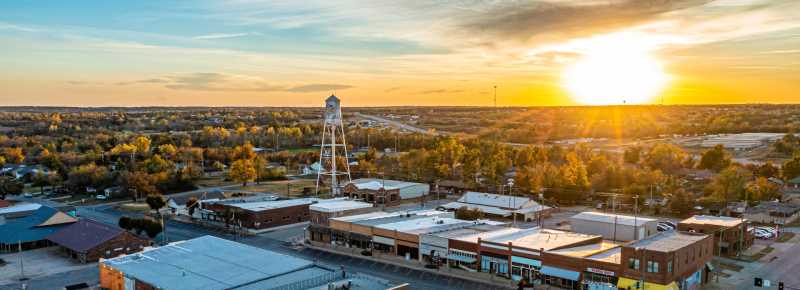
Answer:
0 0 798 107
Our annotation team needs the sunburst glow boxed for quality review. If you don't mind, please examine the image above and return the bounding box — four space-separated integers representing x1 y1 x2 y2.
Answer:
563 44 669 105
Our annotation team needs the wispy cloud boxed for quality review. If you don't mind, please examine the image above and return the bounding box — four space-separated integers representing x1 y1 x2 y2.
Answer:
286 83 352 93
420 89 463 95
193 32 252 40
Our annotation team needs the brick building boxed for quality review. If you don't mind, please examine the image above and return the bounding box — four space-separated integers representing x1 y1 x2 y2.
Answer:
46 218 149 263
677 215 753 256
204 198 319 230
618 231 714 290
343 178 430 206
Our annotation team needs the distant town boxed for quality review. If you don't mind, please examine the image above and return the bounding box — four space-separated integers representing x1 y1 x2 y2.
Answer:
0 99 798 290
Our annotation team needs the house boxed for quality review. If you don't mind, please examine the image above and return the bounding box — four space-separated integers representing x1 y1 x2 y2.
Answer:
677 215 752 256
46 219 149 263
99 235 406 290
440 191 552 222
0 205 77 252
743 201 800 225
343 178 430 206
569 211 658 242
166 189 226 216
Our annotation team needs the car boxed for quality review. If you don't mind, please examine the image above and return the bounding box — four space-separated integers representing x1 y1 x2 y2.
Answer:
755 231 774 239
657 224 673 232
662 221 677 228
23 193 33 198
95 194 108 200
756 226 777 235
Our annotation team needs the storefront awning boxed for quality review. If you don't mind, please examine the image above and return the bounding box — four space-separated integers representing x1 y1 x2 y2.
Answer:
617 277 679 290
705 262 715 272
447 254 477 263
511 256 541 267
540 266 580 281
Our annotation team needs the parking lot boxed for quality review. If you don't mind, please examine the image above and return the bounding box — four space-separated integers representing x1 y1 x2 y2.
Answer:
0 247 96 287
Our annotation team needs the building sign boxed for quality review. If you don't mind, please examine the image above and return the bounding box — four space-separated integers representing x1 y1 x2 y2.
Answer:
586 267 615 277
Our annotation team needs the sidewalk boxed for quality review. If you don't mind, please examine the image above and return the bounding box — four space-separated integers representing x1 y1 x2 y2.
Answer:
306 242 519 289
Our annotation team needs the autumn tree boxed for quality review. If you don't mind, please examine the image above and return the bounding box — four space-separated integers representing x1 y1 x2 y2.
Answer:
229 159 256 186
745 177 781 202
0 176 23 200
783 156 800 180
708 166 751 210
117 171 159 201
698 145 731 172
644 144 686 174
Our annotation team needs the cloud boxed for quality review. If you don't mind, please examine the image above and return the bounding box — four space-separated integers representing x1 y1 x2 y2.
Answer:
419 89 463 95
286 83 353 93
193 32 252 40
384 87 401 93
119 73 351 93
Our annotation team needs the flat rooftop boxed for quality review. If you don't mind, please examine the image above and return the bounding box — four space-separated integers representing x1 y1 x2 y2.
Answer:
223 198 318 211
309 199 373 213
102 236 322 290
680 215 743 227
571 212 657 227
484 228 602 251
547 241 620 258
374 217 471 234
350 178 425 190
626 231 709 253
428 224 508 239
586 246 622 264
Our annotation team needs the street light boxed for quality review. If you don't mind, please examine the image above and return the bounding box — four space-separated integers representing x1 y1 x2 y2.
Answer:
507 178 515 226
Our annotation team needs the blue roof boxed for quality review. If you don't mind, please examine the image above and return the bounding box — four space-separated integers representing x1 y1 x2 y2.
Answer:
540 265 580 281
0 206 73 244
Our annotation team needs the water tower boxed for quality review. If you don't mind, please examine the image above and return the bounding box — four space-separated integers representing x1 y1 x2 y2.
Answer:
316 95 352 196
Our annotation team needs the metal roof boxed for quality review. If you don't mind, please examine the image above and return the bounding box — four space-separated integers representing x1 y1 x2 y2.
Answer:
0 206 75 244
349 178 426 190
309 200 373 213
570 212 657 227
481 228 601 251
457 191 532 210
680 215 742 227
102 236 318 290
46 218 125 253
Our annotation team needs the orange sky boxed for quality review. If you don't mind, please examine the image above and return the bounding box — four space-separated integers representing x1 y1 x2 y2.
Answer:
0 1 798 107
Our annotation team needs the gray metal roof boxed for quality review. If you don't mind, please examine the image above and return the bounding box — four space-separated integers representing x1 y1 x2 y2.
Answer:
102 236 316 290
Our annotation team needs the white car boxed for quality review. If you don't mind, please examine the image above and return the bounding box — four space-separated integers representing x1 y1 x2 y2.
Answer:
95 194 108 200
756 226 777 235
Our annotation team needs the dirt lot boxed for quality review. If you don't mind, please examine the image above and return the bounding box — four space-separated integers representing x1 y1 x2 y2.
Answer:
230 178 320 197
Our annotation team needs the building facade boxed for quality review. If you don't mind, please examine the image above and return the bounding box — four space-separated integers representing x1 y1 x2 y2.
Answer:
677 215 752 257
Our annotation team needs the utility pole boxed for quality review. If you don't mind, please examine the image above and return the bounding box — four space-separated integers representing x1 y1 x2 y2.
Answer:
612 194 618 242
493 85 497 110
634 194 639 240
18 240 26 281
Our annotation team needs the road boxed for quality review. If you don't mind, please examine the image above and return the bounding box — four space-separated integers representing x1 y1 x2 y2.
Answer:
732 229 800 290
355 112 437 135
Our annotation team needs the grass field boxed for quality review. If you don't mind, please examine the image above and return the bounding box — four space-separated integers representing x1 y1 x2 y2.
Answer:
230 178 324 198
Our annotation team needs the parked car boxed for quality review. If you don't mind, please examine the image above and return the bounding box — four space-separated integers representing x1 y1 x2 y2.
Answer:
95 194 107 200
657 224 673 232
23 193 33 198
755 226 777 235
661 221 677 228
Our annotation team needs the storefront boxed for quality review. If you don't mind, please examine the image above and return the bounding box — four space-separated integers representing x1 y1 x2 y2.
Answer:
616 277 679 290
372 235 395 254
447 249 478 270
582 267 618 290
541 265 582 290
481 253 510 277
510 256 541 284
681 269 702 290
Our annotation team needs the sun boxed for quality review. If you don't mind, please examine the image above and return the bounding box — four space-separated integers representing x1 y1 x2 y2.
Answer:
562 46 669 105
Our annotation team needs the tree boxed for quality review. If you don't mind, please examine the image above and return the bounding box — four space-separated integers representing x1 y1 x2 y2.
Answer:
133 136 152 157
118 171 158 201
145 194 166 214
746 177 781 202
186 197 199 217
229 159 256 186
2 147 25 164
708 166 751 211
143 154 172 174
669 189 694 216
644 144 686 174
253 156 268 184
144 219 163 239
698 145 731 172
561 152 589 190
212 161 226 171
623 146 641 164
455 206 484 220
0 176 23 200
783 156 800 180
433 137 465 178
232 143 256 161
157 144 178 160
118 216 132 230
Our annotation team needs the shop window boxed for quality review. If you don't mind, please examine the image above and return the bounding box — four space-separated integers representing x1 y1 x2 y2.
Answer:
628 258 640 270
647 261 659 273
667 261 673 273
